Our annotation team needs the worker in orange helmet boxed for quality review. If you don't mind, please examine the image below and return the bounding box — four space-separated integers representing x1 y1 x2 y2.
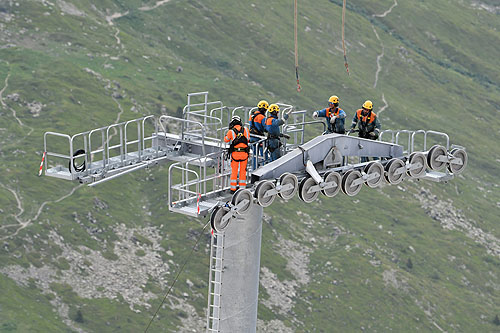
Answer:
224 115 250 193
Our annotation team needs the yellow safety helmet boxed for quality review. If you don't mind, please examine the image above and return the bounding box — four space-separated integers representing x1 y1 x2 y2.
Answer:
268 103 280 114
328 95 339 104
257 100 269 110
362 100 373 110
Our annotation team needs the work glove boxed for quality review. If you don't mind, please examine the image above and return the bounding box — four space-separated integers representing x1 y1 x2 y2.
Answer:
312 111 318 119
283 113 289 121
281 133 291 140
368 131 377 139
329 115 337 124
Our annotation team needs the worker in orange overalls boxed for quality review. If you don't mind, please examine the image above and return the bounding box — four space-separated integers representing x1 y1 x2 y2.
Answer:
224 115 250 193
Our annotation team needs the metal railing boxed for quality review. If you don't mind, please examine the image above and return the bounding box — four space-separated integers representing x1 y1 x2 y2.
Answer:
283 119 326 152
43 115 163 179
159 115 209 156
168 150 230 209
380 129 450 154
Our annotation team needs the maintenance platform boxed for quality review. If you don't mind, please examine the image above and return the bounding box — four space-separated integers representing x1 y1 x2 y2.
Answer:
42 91 467 332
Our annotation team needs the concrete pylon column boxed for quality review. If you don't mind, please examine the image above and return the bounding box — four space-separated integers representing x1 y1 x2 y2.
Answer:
218 203 263 332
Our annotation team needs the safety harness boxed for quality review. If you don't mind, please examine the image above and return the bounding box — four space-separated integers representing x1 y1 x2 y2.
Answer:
326 106 341 117
249 110 265 136
228 126 249 161
355 109 377 138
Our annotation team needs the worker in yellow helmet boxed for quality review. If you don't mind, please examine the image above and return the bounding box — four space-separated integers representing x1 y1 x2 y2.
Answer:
312 95 346 134
264 104 289 161
249 100 268 169
349 100 381 162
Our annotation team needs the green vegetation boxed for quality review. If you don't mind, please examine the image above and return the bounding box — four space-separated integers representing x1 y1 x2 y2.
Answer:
0 0 498 331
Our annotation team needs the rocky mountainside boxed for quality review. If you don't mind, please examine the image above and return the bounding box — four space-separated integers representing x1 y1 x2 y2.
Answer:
0 0 499 332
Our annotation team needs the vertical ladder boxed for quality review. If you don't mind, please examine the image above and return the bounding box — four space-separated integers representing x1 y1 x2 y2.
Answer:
206 231 225 332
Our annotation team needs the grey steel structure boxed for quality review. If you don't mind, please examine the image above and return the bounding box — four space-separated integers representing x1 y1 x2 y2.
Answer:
42 92 468 332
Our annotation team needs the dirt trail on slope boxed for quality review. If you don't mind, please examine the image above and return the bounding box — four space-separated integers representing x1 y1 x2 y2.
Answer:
371 1 398 116
0 70 34 138
372 25 384 89
377 93 388 116
0 183 83 240
138 0 173 12
373 0 398 18
0 73 10 109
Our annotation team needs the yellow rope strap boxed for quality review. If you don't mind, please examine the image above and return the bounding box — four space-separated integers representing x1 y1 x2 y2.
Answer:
342 0 350 75
294 0 301 91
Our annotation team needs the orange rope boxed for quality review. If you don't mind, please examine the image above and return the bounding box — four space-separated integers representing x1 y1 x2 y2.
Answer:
294 0 301 91
342 0 350 75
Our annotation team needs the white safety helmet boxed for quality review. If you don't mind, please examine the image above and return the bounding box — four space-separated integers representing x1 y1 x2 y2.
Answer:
229 115 242 128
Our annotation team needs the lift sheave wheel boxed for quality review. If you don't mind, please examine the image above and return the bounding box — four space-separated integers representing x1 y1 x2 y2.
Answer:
407 152 427 178
255 180 276 207
447 148 467 174
427 145 447 171
210 206 229 233
298 177 319 203
385 158 405 184
364 162 384 188
278 173 299 200
231 189 253 215
341 169 363 196
321 171 341 197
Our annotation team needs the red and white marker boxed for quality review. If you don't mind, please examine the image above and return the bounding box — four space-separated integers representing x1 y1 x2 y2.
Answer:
38 152 46 176
196 193 202 215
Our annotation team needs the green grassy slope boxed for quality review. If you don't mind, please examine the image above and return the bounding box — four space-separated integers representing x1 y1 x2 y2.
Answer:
0 0 499 331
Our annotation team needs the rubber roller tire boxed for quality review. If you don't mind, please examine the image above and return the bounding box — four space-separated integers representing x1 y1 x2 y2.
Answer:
384 158 405 185
231 188 253 215
321 171 342 197
254 180 276 207
407 152 427 178
210 206 229 233
341 169 363 196
447 148 467 175
364 162 384 188
427 145 447 171
278 173 299 200
298 177 319 203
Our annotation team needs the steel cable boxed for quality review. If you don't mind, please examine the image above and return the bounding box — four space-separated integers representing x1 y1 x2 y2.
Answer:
144 221 211 332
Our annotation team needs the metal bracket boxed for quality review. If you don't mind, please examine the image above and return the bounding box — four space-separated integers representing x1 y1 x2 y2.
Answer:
448 157 463 165
435 155 449 163
308 180 338 193
231 199 250 213
305 160 324 184
264 183 294 198
351 172 378 187
421 171 454 183
361 171 380 182
406 161 423 171
219 198 250 225
393 166 407 176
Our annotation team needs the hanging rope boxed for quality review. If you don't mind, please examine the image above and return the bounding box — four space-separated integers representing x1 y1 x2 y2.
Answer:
144 221 210 333
294 0 301 91
342 0 350 75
